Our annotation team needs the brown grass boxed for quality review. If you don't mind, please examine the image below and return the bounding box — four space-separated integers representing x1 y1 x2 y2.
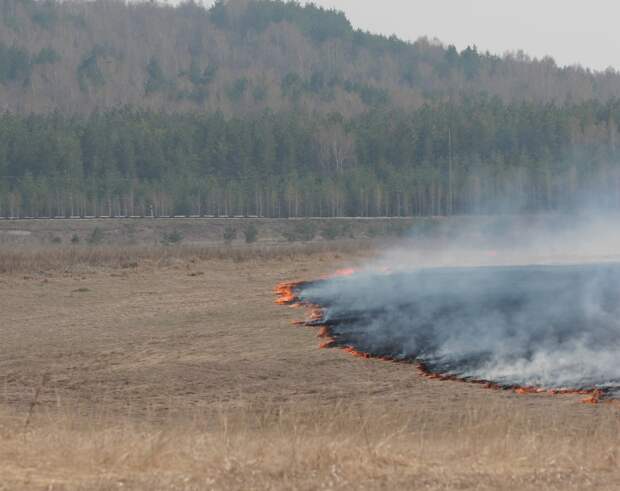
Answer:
2 243 620 490
2 399 620 490
0 239 379 275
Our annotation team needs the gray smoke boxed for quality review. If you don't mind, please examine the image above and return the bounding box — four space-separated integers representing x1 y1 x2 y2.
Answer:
298 215 620 391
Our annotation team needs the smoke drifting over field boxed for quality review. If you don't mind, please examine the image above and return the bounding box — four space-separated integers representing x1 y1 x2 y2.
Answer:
280 215 620 395
300 264 620 390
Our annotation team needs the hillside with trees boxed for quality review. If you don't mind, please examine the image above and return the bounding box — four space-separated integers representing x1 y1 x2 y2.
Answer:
2 0 620 218
1 0 620 115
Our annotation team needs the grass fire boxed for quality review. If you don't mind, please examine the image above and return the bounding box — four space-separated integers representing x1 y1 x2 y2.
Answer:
277 263 620 403
4 217 620 489
6 0 620 486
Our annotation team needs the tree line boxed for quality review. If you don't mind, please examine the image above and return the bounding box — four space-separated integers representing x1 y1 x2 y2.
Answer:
1 97 620 218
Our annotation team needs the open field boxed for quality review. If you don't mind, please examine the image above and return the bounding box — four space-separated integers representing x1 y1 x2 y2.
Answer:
1 235 620 489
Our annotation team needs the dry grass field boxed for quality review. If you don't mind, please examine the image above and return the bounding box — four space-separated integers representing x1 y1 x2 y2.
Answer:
1 227 620 490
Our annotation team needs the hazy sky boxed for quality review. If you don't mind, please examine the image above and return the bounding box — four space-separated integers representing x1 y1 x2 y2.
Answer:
230 0 619 72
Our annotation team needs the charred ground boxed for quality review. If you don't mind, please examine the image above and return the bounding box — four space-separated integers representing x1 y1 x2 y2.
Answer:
280 264 620 401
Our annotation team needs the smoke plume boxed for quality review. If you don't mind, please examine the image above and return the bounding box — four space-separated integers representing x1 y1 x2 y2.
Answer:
294 215 620 393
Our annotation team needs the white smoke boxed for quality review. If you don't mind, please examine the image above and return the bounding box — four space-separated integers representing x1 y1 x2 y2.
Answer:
299 214 620 391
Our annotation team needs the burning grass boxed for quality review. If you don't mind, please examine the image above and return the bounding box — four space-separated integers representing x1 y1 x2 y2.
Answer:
4 236 620 489
277 264 620 404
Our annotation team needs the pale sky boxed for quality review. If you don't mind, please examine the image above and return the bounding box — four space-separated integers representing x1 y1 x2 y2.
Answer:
205 1 620 72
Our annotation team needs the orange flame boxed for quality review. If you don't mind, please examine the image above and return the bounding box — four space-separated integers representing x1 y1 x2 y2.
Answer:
582 389 603 404
514 387 546 395
319 268 357 280
276 272 613 405
274 281 306 305
342 347 372 359
309 308 324 322
317 326 331 338
320 339 337 349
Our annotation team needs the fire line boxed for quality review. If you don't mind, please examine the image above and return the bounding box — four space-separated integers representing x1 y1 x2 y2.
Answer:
275 265 620 405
